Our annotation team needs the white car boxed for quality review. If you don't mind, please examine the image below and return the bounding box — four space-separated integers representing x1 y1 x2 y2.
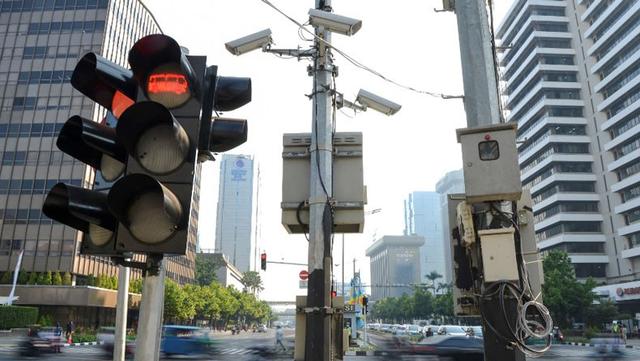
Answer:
406 325 422 336
437 325 468 336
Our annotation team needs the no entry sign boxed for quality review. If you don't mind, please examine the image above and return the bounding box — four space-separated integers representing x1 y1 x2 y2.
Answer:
299 270 309 280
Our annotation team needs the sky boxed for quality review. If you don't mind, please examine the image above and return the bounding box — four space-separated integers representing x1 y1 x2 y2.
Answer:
145 0 512 301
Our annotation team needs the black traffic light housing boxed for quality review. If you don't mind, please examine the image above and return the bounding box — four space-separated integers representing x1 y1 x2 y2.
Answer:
43 33 252 260
261 253 267 271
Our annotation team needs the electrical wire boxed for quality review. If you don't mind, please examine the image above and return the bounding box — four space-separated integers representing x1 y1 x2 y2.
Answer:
260 0 463 100
487 0 507 123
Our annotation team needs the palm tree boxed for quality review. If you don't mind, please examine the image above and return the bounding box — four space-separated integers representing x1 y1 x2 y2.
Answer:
241 271 264 294
425 271 443 293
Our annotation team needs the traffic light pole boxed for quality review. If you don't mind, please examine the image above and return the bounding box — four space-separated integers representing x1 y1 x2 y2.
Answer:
134 255 165 361
113 264 130 361
305 0 334 360
454 1 525 360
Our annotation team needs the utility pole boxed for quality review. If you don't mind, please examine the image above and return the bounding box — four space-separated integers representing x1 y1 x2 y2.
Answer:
134 256 165 361
453 1 525 360
305 0 334 360
342 234 345 298
113 264 130 361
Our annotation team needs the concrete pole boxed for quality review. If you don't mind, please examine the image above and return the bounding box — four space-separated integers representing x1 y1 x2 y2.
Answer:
342 234 345 298
305 0 333 360
454 1 525 360
455 0 502 127
113 264 130 361
134 256 165 361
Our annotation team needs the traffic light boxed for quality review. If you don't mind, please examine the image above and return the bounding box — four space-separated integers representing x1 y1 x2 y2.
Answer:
362 295 368 314
261 253 267 271
42 34 252 257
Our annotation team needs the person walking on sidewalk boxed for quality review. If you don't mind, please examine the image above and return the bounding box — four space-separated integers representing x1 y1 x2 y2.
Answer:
275 325 287 352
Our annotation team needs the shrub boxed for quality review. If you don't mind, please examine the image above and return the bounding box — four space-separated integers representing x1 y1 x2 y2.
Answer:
27 272 37 285
17 271 29 284
37 272 52 285
63 272 72 286
0 272 11 284
0 306 38 329
52 272 63 285
37 313 54 327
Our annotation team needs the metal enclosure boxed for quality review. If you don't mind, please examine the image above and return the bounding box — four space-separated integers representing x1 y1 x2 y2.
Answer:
518 191 544 299
478 228 519 282
456 123 522 203
282 132 366 233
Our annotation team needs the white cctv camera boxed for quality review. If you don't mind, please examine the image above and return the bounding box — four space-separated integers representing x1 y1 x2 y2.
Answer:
225 29 273 56
356 89 402 115
308 9 362 36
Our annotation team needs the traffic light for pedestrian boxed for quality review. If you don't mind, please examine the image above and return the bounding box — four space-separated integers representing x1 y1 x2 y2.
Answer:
43 34 252 258
261 253 267 271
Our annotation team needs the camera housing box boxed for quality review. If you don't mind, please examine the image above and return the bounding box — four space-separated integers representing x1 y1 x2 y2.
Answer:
281 132 366 233
456 123 522 203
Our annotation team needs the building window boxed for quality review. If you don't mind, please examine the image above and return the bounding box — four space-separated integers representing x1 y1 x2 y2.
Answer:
546 242 605 254
574 263 606 278
536 221 602 241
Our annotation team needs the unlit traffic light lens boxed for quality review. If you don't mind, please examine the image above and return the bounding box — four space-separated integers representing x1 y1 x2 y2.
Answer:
127 190 183 244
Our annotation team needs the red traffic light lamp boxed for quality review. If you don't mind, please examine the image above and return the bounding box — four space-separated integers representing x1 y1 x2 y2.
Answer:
261 253 267 271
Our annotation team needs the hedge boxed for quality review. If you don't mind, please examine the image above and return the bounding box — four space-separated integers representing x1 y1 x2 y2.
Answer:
0 305 38 329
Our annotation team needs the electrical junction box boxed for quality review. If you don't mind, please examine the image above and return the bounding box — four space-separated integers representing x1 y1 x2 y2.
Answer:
479 227 519 283
281 132 366 234
456 123 522 203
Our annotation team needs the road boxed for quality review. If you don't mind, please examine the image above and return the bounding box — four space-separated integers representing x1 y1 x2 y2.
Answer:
2 329 640 360
0 328 295 360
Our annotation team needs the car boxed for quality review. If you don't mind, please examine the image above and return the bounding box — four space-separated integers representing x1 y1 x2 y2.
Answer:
392 325 407 336
466 326 483 337
256 324 268 333
412 335 484 361
97 327 134 358
437 325 469 336
407 325 422 336
161 325 216 357
380 324 392 333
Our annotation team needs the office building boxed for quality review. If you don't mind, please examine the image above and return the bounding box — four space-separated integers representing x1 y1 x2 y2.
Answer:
403 192 445 283
365 235 424 301
497 0 640 285
0 0 196 324
435 169 465 284
215 154 256 272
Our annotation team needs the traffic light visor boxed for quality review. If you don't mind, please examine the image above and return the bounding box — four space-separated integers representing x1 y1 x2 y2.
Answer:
71 53 137 116
117 102 190 175
43 183 116 245
210 118 248 152
108 174 184 244
214 76 251 111
57 116 126 181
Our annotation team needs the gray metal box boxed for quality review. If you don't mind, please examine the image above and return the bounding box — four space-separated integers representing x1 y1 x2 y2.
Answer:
282 132 366 234
456 123 522 203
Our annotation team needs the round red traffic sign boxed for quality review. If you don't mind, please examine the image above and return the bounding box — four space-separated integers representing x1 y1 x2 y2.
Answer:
299 270 309 280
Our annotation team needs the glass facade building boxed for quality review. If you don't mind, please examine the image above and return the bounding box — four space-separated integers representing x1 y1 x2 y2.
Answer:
497 0 640 282
215 154 256 273
0 0 195 285
403 192 446 284
435 169 465 284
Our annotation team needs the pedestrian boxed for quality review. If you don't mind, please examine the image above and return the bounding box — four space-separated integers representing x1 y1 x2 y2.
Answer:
622 324 628 344
66 320 75 344
54 322 63 353
275 325 287 352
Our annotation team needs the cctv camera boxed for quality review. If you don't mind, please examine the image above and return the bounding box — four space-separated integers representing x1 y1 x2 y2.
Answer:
356 89 402 116
308 9 362 36
225 29 273 56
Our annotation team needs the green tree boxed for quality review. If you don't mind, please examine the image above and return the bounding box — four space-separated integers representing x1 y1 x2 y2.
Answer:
543 251 596 328
164 279 189 322
51 272 63 285
27 272 37 285
62 272 72 285
412 286 434 319
86 274 96 286
241 271 264 293
433 291 454 318
0 271 12 284
195 256 220 286
585 300 619 329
